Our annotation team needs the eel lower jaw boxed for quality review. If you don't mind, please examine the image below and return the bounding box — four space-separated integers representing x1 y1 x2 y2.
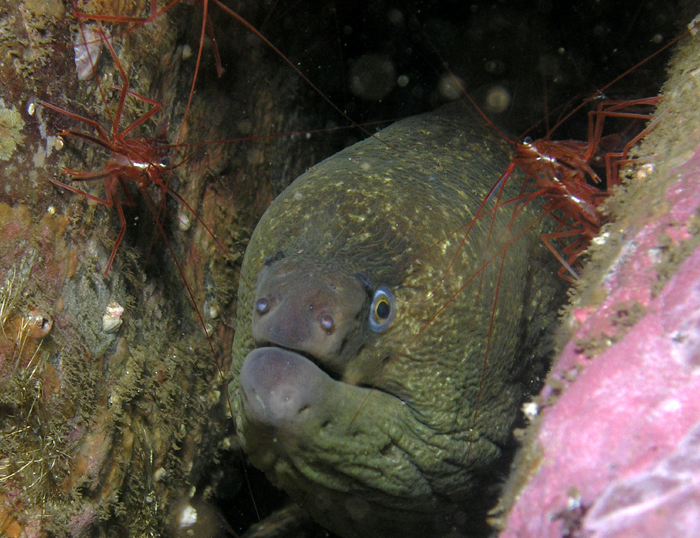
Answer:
238 345 399 433
238 346 342 431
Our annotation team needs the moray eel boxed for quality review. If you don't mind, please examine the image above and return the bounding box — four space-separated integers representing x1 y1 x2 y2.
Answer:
229 102 566 538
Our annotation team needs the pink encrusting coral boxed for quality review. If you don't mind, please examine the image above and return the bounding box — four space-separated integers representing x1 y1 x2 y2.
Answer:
503 240 700 538
501 28 700 538
585 420 700 538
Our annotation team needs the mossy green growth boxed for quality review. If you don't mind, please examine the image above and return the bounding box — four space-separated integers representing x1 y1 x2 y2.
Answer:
0 103 25 161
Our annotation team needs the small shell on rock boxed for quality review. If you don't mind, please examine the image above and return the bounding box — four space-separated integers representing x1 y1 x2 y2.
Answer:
73 25 106 81
177 212 191 231
102 300 124 333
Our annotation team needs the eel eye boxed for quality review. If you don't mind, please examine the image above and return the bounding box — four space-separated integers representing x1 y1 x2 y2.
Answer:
369 286 396 332
255 297 270 314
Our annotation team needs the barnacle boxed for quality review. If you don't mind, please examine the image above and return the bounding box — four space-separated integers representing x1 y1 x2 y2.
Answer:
25 310 53 339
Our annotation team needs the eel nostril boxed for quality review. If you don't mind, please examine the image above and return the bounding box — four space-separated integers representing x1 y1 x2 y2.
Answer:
319 313 334 332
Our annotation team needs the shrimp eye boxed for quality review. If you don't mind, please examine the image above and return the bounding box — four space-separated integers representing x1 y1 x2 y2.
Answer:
369 286 396 332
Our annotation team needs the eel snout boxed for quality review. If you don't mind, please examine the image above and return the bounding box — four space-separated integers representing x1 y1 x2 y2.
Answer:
240 260 372 445
250 261 368 374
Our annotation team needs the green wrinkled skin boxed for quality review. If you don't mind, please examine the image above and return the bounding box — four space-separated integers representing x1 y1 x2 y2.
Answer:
229 103 566 538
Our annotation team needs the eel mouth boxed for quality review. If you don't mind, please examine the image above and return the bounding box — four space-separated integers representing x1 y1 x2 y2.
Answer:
263 342 344 382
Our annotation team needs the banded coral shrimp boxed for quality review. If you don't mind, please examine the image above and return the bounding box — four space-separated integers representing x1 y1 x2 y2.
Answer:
0 1 696 536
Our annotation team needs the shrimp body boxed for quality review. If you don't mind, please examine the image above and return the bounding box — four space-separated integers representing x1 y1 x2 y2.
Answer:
506 96 659 281
514 138 607 235
38 104 172 274
58 128 170 189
